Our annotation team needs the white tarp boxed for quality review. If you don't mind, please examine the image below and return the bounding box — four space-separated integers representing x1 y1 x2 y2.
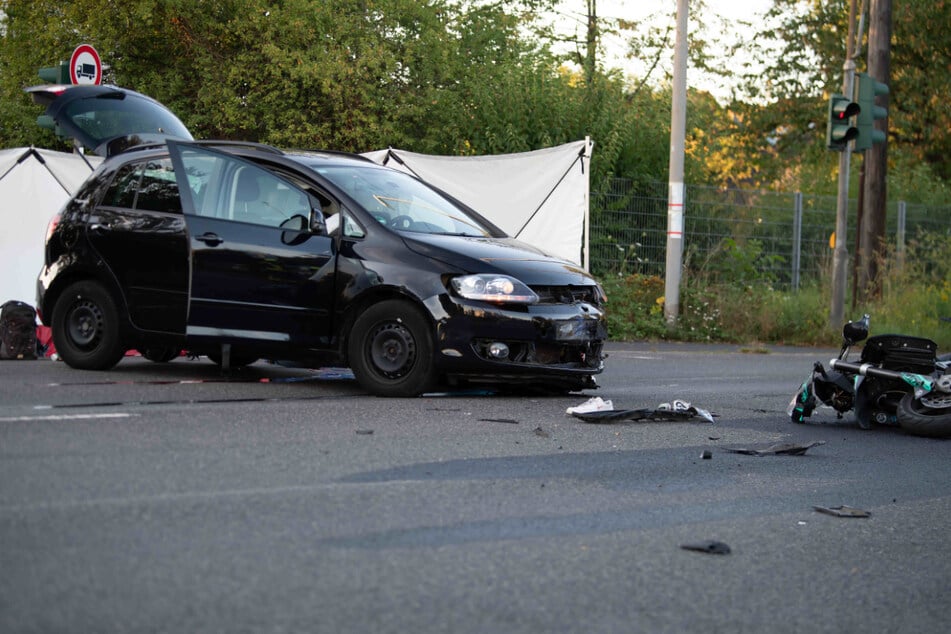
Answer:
0 147 100 306
363 139 593 267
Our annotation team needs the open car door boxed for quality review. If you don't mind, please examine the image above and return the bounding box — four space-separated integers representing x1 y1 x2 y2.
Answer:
166 141 336 352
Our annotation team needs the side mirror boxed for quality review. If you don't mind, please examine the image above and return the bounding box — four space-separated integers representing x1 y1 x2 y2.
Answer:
842 314 870 345
310 205 327 235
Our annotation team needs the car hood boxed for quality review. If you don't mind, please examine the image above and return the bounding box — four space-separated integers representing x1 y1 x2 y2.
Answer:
402 234 594 286
25 84 192 157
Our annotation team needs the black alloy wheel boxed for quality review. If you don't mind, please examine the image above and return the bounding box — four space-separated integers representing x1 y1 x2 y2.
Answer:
348 299 435 397
51 280 126 370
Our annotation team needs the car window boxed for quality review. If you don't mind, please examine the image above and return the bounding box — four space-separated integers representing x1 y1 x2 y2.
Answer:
104 164 140 208
102 158 181 214
309 163 492 237
177 147 311 228
60 91 192 148
136 159 181 213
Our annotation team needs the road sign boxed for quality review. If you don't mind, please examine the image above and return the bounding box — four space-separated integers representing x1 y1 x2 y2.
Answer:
69 44 102 85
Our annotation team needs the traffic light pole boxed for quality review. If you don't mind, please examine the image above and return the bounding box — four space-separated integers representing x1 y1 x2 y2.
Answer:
829 0 861 332
830 58 856 332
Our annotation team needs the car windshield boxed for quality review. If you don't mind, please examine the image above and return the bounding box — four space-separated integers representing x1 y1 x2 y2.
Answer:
309 163 493 237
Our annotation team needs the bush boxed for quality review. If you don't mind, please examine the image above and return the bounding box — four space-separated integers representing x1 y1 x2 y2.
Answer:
597 229 951 350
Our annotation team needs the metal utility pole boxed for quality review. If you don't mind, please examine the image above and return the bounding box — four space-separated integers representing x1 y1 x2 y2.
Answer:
664 0 688 326
829 0 860 331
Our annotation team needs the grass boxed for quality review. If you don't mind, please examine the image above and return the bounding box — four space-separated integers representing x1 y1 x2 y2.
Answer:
597 229 951 351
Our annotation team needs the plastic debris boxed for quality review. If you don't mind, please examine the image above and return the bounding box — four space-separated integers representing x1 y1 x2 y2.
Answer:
813 505 871 518
700 450 713 459
571 399 716 424
724 441 825 456
566 396 614 415
680 540 731 555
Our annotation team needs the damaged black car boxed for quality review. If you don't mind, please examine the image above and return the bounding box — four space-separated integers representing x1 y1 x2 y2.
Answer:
30 85 607 396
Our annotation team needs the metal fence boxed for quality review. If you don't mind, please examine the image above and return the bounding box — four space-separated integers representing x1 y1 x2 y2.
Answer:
589 178 951 288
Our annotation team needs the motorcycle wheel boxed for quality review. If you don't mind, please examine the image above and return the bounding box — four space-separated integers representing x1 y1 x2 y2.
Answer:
896 391 951 438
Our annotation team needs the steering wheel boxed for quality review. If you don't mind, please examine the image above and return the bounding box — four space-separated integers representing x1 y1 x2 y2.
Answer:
389 215 415 230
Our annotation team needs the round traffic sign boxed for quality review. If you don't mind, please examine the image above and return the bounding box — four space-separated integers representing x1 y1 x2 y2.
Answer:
69 44 102 85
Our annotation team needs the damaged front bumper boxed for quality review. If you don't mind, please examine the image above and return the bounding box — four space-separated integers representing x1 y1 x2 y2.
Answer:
433 296 607 389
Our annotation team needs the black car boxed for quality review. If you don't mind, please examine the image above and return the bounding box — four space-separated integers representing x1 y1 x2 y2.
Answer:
30 85 607 396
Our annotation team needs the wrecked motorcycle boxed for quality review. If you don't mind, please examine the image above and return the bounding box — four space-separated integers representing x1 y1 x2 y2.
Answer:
788 314 951 437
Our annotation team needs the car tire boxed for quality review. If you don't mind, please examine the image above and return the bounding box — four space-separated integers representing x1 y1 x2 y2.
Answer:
51 280 126 370
348 299 435 397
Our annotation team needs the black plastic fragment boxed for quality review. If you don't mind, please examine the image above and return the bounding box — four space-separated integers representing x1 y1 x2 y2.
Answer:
813 505 871 518
724 441 825 456
680 540 731 555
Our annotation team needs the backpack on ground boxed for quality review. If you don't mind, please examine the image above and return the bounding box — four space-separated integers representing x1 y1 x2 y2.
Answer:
0 300 38 360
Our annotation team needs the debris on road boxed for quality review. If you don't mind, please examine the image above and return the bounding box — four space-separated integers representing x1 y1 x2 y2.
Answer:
700 450 713 459
724 441 825 456
680 540 732 555
479 418 520 424
566 396 613 415
355 429 374 435
813 505 871 518
570 399 716 424
533 426 551 438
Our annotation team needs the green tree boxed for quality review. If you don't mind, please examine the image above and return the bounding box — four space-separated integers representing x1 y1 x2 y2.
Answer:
0 0 675 188
744 0 951 186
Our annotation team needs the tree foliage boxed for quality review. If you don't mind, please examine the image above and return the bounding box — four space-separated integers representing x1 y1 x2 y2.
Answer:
744 0 951 186
0 0 671 189
0 0 948 196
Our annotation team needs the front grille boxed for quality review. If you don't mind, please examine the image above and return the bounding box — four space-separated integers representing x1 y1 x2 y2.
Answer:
531 285 604 307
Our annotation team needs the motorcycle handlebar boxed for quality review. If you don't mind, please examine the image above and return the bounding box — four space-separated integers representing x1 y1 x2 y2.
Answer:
830 359 916 381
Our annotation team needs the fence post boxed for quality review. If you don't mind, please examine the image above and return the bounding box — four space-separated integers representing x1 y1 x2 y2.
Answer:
897 200 906 269
792 192 803 291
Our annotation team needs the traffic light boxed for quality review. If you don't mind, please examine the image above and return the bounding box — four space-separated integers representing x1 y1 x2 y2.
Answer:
38 62 70 84
826 94 860 151
854 72 889 151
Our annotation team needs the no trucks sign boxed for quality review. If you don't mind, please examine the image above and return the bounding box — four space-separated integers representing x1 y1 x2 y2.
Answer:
69 44 102 85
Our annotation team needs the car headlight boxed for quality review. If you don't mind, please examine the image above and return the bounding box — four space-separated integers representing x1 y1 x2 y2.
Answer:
451 274 539 304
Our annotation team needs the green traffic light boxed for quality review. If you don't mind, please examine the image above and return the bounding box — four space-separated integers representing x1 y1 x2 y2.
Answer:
38 62 70 84
854 72 889 151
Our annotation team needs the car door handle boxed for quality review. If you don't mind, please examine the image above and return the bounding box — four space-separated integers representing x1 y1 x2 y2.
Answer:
195 232 223 247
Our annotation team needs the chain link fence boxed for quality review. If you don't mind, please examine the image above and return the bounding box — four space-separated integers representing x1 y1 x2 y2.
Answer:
589 178 951 288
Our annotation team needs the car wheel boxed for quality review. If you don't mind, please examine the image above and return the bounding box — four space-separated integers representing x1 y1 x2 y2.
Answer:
51 280 126 370
348 299 435 397
139 346 181 363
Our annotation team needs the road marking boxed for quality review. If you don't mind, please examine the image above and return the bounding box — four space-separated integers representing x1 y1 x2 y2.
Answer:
0 412 136 422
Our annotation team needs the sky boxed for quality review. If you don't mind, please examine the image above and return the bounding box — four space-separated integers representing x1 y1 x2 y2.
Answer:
547 0 776 101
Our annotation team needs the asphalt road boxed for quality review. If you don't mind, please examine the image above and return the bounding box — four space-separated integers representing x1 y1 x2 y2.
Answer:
2 343 950 633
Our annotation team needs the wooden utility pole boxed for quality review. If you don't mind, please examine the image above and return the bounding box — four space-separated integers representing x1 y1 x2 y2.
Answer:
584 0 599 87
856 0 891 301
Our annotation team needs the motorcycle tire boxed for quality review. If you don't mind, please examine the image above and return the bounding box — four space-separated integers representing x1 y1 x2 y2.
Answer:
896 391 951 438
